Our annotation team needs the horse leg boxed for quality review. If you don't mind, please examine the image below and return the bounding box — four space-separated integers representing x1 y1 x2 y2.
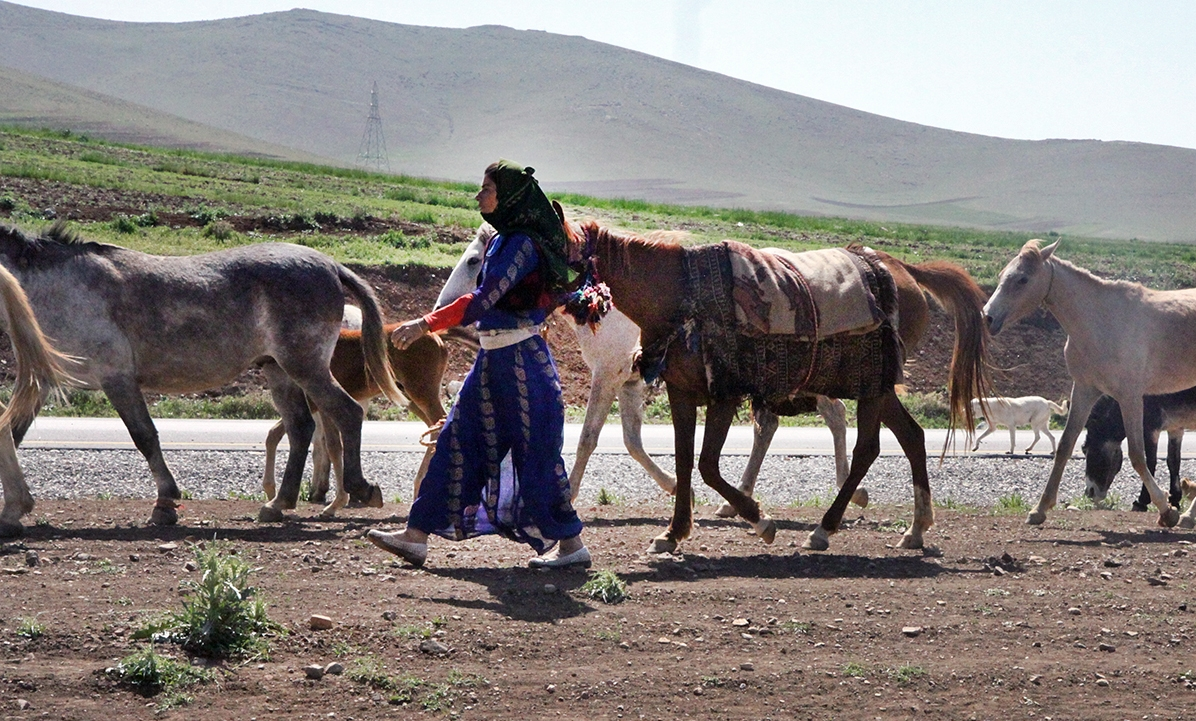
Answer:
879 391 931 549
1007 425 1016 454
567 367 621 501
696 398 773 542
1167 430 1183 508
101 375 181 525
258 367 315 522
318 420 349 520
715 399 777 518
0 429 33 538
805 396 884 551
285 367 377 508
650 384 697 554
618 378 677 496
819 395 865 507
262 420 285 501
308 412 331 505
1029 383 1101 525
1120 399 1178 527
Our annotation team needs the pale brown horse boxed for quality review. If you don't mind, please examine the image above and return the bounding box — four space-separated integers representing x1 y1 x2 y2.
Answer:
984 239 1196 529
575 220 991 552
262 327 447 518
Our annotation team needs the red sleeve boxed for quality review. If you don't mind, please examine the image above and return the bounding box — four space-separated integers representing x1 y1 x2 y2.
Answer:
422 294 471 332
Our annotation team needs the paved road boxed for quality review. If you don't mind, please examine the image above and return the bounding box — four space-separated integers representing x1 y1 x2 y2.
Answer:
18 417 1122 458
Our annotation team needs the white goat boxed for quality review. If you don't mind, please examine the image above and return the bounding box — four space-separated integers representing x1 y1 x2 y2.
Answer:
970 396 1069 454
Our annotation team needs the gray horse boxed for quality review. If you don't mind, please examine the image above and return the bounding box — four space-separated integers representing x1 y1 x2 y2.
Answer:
0 222 401 525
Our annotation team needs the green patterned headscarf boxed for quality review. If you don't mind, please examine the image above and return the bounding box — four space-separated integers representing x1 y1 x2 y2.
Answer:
480 159 574 295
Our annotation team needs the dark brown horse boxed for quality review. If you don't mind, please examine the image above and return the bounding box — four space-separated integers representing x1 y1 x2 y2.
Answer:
575 220 991 552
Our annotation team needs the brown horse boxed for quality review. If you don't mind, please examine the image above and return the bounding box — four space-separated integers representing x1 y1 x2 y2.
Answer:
575 220 991 552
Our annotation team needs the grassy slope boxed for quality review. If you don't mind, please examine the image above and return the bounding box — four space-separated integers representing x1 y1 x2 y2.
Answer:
4 128 1196 425
1 2 1194 241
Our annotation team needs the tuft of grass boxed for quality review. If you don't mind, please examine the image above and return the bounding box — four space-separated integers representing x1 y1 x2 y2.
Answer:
780 619 811 635
994 493 1030 515
887 664 928 684
842 661 869 678
595 487 623 506
581 569 629 604
134 542 282 659
1068 493 1121 511
789 490 835 509
202 220 235 241
108 645 212 699
16 618 46 639
391 624 433 640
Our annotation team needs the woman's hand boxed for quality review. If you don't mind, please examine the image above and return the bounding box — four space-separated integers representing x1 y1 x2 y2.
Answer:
391 318 429 350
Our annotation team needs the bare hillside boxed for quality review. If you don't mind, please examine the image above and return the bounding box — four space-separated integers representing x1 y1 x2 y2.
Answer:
2 2 1194 241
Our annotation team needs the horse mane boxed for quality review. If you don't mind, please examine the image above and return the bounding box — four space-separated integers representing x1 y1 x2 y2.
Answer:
573 220 687 275
0 221 111 267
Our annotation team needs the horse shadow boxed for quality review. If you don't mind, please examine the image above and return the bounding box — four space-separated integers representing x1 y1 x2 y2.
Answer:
409 565 598 623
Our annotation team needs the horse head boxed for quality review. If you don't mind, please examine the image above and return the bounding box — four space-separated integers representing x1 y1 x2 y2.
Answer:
437 223 494 308
983 239 1059 334
1081 395 1126 501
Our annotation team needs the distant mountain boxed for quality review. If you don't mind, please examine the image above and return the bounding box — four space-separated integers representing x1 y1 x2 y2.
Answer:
0 64 326 162
2 1 1193 241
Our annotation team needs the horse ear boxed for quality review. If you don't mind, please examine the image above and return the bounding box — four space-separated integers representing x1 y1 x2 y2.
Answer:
552 200 566 225
1040 239 1060 260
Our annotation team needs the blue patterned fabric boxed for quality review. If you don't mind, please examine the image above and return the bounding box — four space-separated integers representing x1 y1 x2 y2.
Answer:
407 232 582 552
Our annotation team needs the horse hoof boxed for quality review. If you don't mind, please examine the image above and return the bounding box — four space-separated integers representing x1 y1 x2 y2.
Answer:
1026 510 1047 526
1179 515 1196 530
714 502 737 518
349 485 385 509
755 518 777 545
0 520 25 539
802 526 830 551
257 505 286 523
318 508 337 521
897 532 923 550
148 505 178 526
852 487 870 509
1160 507 1181 528
648 536 677 554
308 492 328 506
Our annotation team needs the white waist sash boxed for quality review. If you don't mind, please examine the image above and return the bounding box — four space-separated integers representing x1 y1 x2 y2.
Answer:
478 326 541 350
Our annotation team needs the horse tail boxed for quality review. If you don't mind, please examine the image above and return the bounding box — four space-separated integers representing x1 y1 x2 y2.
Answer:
889 257 994 448
0 265 75 431
337 266 404 406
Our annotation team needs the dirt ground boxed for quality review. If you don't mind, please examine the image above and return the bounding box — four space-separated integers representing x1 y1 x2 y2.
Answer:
4 498 1196 721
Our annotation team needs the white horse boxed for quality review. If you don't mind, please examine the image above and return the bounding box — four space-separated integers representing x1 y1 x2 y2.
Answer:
984 239 1196 528
439 224 857 511
0 264 75 537
970 396 1068 454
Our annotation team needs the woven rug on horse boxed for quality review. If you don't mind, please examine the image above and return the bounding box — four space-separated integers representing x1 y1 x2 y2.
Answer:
760 246 885 338
685 242 902 408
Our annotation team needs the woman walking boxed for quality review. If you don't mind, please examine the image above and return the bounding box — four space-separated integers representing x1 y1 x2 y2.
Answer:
368 160 590 569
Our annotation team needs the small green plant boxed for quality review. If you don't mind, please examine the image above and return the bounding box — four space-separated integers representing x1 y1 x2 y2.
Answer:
595 487 623 506
994 493 1030 515
788 489 834 508
0 195 16 212
134 542 282 659
581 569 629 604
594 628 622 642
111 214 139 234
108 645 211 698
878 518 911 534
35 515 51 527
701 675 728 688
202 220 235 241
392 624 433 640
1068 493 1121 511
887 664 928 684
780 619 811 634
16 618 45 639
226 489 262 501
842 661 869 678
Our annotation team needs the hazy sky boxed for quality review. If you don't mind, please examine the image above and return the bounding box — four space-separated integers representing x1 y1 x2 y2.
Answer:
15 1 1196 150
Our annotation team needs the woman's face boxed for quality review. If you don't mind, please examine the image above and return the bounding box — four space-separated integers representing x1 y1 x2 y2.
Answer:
476 175 498 213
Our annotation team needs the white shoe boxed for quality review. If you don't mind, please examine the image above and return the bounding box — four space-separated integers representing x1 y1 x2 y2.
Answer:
528 545 592 569
367 530 428 567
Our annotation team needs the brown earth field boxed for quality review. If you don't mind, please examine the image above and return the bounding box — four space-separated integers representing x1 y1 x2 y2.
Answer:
5 499 1196 721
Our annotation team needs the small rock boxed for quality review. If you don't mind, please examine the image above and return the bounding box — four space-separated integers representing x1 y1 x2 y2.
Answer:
657 637 671 644
16 699 32 710
1124 630 1139 637
545 684 556 693
1028 555 1048 564
324 662 344 675
382 611 396 621
184 561 198 572
731 618 750 627
543 584 557 594
992 566 1006 577
1096 678 1110 687
24 550 38 567
128 554 140 562
1147 577 1168 587
618 642 630 649
1068 607 1082 615
1098 643 1116 652
902 626 923 638
420 638 450 655
739 662 754 671
157 543 178 554
304 664 325 680
1029 675 1042 685
1103 558 1123 568
309 615 334 630
693 686 704 696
